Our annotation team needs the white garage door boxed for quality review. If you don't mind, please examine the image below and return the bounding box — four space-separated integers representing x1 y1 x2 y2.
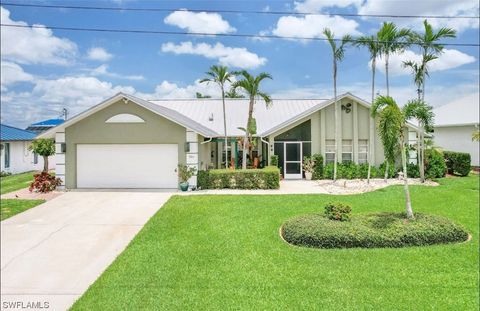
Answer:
77 144 178 188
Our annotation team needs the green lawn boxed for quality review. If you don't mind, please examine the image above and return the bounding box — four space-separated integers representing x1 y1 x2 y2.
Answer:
0 171 36 194
0 199 45 220
72 176 479 310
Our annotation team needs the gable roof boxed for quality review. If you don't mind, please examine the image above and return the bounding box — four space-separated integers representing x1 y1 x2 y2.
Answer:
1 124 37 141
38 93 219 138
433 93 480 127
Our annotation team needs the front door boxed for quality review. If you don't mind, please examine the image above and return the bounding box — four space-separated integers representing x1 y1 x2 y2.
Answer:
284 142 302 179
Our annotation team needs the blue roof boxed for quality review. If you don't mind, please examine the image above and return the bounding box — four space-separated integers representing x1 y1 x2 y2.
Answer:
1 124 37 141
30 119 64 126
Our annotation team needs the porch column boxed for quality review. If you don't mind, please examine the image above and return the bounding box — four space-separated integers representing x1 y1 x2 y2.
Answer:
320 110 326 158
186 129 199 188
55 132 65 189
353 102 359 163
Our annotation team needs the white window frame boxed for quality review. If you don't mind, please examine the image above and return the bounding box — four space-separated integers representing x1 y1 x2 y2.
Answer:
358 139 368 164
342 139 353 163
325 139 336 164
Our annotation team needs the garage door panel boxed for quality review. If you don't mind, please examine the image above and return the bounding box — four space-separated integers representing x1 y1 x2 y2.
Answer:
77 144 178 188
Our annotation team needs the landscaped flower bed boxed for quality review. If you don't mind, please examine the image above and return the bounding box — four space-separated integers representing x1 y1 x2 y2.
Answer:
281 212 469 249
197 166 280 189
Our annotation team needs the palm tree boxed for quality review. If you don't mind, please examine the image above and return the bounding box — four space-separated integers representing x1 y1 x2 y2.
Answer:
232 71 272 169
200 65 235 168
323 28 352 181
410 20 455 182
377 22 412 96
355 35 381 184
225 88 245 98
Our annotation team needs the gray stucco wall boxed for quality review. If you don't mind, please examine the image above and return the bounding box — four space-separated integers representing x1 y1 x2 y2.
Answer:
64 100 187 188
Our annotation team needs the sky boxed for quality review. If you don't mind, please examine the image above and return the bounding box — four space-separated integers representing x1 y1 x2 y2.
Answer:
1 0 479 128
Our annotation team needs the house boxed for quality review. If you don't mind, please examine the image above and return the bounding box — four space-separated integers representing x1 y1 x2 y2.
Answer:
0 124 54 174
38 92 422 189
26 118 65 134
433 94 479 166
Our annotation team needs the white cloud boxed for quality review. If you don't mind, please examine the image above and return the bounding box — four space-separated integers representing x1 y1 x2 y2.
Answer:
0 7 77 65
91 64 144 80
161 41 267 69
0 61 33 87
294 0 362 12
358 0 479 32
164 10 236 34
272 15 362 40
373 49 476 76
87 47 113 61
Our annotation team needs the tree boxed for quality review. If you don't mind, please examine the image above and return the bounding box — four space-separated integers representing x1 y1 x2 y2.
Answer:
225 88 245 98
355 35 381 184
323 28 352 181
377 22 412 96
29 139 55 172
232 71 272 169
409 20 456 182
200 65 235 168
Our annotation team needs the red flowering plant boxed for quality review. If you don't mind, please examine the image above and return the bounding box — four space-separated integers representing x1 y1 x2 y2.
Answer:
29 172 62 193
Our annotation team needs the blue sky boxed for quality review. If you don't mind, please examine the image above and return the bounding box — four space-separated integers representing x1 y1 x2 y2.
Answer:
1 0 479 128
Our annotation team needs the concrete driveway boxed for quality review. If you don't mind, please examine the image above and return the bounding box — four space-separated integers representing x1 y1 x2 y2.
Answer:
1 191 172 311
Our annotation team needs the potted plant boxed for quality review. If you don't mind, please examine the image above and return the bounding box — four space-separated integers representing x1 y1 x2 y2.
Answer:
178 164 196 191
303 156 315 180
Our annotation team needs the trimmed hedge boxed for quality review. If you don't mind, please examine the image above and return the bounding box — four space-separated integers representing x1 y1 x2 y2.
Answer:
324 202 352 221
281 212 469 249
311 154 324 180
444 151 471 176
197 166 280 189
323 161 392 180
425 149 447 178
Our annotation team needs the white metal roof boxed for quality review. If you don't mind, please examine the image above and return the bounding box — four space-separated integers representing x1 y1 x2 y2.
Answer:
433 93 480 127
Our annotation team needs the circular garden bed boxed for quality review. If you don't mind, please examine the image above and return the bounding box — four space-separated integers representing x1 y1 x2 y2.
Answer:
281 212 469 249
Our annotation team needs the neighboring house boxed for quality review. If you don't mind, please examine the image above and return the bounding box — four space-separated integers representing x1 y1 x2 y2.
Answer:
0 124 54 174
38 92 422 189
26 118 65 134
433 95 480 166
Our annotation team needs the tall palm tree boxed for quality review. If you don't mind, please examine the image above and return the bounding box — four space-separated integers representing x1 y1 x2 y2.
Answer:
410 20 455 182
377 22 412 96
200 65 235 168
323 28 352 181
355 35 381 184
232 71 272 169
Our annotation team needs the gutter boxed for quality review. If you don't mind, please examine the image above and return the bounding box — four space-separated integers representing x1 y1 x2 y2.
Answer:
201 137 213 144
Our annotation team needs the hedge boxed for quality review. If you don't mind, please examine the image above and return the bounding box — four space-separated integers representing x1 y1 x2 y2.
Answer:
311 154 324 180
425 149 447 178
197 166 280 189
444 151 471 176
281 212 469 249
323 161 392 180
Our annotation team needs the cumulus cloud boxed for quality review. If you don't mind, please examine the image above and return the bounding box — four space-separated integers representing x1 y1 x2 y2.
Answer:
164 10 236 34
373 49 476 76
161 41 267 69
0 7 77 65
294 0 362 12
272 15 362 40
1 61 33 88
87 47 113 61
90 64 144 81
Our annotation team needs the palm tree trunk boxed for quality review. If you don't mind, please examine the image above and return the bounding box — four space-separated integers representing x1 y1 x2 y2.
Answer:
43 155 49 172
401 133 414 219
242 96 255 170
367 58 376 184
222 88 229 169
333 61 338 181
385 53 390 96
384 161 389 181
419 58 427 183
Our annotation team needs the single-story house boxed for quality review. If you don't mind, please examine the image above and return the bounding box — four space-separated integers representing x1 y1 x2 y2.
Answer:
0 124 54 174
38 92 422 189
26 118 65 134
433 95 479 166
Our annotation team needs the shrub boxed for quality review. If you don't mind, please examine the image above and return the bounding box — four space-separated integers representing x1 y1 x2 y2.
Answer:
302 156 315 173
311 154 324 180
405 163 420 178
281 212 469 249
178 164 196 183
425 149 447 178
29 172 62 193
324 202 352 221
444 151 471 176
377 161 396 178
196 166 280 189
1 171 12 177
270 155 279 167
323 163 334 179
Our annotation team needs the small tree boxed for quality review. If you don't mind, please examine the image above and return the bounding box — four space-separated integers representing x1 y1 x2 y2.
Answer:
29 139 55 172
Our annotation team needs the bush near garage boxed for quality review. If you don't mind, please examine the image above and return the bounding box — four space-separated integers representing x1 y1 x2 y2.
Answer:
29 172 62 193
197 166 280 189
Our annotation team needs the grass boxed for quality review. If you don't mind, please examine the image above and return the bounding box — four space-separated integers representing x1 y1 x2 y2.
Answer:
72 176 479 310
0 199 45 220
0 171 35 194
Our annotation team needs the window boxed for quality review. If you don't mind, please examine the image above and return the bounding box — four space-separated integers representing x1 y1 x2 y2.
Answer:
358 140 368 164
34 152 38 164
325 139 336 164
342 140 353 163
4 143 10 168
408 131 418 164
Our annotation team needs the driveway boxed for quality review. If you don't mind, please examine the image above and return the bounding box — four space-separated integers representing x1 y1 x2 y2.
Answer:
1 191 172 311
